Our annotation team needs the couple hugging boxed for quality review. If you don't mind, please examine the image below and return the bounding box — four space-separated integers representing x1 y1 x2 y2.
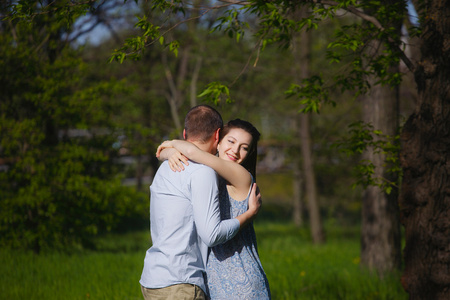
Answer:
140 105 271 299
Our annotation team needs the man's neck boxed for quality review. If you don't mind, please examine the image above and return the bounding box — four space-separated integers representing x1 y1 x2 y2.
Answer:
187 139 212 154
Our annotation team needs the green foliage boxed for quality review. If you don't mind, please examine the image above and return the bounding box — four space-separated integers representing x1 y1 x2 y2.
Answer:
105 0 409 112
212 8 249 43
0 0 414 252
0 1 147 252
108 0 187 63
285 75 333 113
4 0 92 31
181 0 406 120
334 56 371 96
150 0 186 14
198 82 233 105
108 0 408 135
333 121 402 194
109 15 167 62
246 1 303 49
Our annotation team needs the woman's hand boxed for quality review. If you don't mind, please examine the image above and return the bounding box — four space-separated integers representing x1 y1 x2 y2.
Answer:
156 140 174 158
167 149 189 172
248 183 262 217
236 183 262 229
156 140 189 171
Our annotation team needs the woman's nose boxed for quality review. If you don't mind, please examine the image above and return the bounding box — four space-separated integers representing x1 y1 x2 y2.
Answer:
232 145 239 154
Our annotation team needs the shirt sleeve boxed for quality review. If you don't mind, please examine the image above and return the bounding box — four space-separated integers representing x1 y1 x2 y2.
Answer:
191 166 240 247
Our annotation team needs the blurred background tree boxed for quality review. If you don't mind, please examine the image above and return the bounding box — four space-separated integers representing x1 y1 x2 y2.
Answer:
0 0 147 253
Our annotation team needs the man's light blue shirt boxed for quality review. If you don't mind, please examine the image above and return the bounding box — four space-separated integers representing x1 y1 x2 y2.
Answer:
140 160 240 294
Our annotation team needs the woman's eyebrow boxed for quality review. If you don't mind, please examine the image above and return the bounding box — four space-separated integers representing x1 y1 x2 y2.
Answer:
227 135 250 146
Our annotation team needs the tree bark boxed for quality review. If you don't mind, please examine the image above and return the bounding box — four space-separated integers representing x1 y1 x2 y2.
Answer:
361 48 402 272
399 0 450 297
357 0 404 273
300 113 325 243
162 51 184 134
292 135 304 226
291 6 325 243
161 0 205 134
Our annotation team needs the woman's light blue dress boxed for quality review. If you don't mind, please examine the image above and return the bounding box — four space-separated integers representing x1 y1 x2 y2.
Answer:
206 177 271 299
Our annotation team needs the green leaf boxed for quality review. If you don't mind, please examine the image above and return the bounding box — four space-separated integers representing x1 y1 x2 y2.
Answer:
198 82 232 104
169 41 179 57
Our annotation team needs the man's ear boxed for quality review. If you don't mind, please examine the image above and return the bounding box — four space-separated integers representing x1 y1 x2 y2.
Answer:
214 128 220 143
183 129 186 140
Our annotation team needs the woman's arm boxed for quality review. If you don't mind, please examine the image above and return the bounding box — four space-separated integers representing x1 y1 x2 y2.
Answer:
157 147 189 172
157 140 252 193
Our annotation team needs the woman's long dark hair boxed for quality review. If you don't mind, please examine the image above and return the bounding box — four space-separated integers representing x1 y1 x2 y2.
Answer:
219 119 261 180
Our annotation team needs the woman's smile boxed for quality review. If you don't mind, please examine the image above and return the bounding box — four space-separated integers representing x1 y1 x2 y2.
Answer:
218 128 252 165
226 153 238 161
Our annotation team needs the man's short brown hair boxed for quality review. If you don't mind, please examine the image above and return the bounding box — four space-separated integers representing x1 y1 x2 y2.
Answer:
184 105 223 142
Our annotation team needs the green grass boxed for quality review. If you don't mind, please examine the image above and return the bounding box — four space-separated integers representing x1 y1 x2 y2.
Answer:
255 222 407 299
0 223 407 300
0 231 150 300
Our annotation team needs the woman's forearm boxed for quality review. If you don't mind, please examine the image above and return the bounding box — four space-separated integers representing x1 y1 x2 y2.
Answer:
158 148 178 161
170 140 204 161
165 140 251 191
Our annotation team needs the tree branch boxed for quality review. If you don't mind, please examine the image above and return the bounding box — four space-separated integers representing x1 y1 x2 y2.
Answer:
317 0 384 29
229 38 263 87
315 0 416 72
69 18 102 44
222 0 416 72
217 0 252 6
219 0 416 72
6 0 98 18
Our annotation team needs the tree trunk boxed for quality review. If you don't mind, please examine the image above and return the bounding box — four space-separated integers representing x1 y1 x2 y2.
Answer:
190 52 202 107
300 113 325 243
399 0 450 297
162 50 186 134
291 6 325 243
361 56 402 273
162 0 206 134
292 118 303 226
292 163 303 226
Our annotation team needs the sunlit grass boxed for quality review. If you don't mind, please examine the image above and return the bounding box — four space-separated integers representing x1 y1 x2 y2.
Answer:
0 245 145 299
255 222 407 299
0 223 407 299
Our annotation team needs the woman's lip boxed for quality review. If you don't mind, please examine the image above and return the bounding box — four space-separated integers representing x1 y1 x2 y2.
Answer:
226 153 237 161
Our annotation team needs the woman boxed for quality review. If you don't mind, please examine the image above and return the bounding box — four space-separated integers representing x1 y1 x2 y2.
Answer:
157 119 271 299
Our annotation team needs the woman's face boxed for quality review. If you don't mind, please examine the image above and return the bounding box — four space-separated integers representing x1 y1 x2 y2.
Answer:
217 128 253 164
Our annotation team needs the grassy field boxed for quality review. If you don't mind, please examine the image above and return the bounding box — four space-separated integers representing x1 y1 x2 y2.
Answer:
256 222 407 299
0 222 407 300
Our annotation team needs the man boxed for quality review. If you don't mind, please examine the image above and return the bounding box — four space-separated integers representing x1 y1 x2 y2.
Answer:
140 105 261 299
